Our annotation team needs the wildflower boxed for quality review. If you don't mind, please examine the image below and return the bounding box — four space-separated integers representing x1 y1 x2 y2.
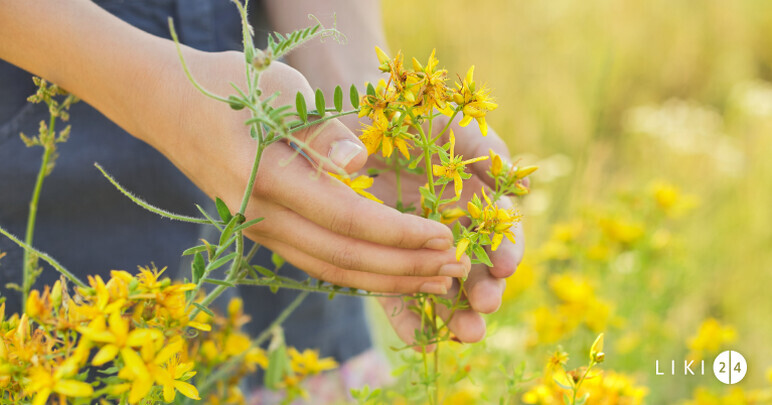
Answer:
77 310 158 365
328 172 383 203
440 207 466 225
358 109 411 159
687 318 736 360
447 66 498 136
455 237 471 261
155 355 200 402
287 348 338 375
590 333 605 364
432 130 488 198
27 363 94 405
410 49 450 111
467 188 521 250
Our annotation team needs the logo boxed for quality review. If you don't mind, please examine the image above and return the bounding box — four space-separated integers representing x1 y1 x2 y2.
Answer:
654 350 747 385
713 350 747 384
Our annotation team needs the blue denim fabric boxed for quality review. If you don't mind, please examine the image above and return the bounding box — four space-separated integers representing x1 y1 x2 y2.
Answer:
0 0 371 384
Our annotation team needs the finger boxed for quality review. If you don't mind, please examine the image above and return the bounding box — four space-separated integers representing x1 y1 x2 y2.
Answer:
434 280 487 343
377 296 436 353
488 197 525 278
257 62 368 173
255 142 454 250
451 123 511 190
465 264 506 314
254 203 471 277
252 237 452 294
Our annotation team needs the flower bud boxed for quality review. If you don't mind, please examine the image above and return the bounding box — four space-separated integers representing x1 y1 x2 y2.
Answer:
467 201 482 219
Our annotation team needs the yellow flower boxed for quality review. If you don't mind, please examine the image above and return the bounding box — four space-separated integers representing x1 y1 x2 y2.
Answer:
410 48 450 111
590 333 605 363
77 310 161 367
359 109 411 159
440 207 466 225
328 172 383 203
155 355 200 402
27 363 94 405
448 66 498 136
468 188 521 250
687 318 737 360
455 237 471 261
432 130 488 198
288 348 338 376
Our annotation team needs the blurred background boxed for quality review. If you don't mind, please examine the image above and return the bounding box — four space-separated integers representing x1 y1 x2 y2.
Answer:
376 1 772 403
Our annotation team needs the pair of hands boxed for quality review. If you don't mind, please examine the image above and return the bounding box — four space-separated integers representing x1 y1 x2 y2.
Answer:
161 52 524 346
0 0 522 348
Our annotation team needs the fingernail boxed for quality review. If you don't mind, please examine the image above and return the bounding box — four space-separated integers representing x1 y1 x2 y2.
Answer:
420 281 448 295
423 238 452 251
329 140 364 169
439 263 466 278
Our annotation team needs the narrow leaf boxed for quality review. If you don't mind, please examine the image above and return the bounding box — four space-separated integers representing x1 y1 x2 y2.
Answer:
192 252 205 283
349 84 360 109
315 89 326 117
215 197 232 223
192 302 214 317
271 252 285 270
295 91 308 122
333 85 343 112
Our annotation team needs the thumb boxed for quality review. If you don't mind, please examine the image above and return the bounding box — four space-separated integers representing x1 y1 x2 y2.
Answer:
257 61 367 173
292 118 368 173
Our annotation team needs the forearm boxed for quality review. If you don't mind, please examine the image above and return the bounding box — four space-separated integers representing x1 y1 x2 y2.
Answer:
263 0 388 96
0 0 205 153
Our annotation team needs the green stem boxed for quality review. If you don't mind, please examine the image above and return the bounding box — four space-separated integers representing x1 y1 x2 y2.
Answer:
190 233 244 319
22 115 56 309
431 110 459 144
192 290 310 401
95 163 212 224
1 225 86 289
571 362 596 404
239 124 266 215
168 18 230 104
287 110 358 133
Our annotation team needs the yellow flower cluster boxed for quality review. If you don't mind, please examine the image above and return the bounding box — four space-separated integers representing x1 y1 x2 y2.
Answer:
686 318 737 361
0 267 339 404
457 188 522 260
522 335 647 405
528 273 613 346
358 47 499 159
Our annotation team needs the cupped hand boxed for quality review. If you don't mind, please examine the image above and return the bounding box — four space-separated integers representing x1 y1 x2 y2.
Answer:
337 113 525 346
151 50 472 294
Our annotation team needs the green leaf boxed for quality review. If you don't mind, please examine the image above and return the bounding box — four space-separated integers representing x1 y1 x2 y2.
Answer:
233 217 264 233
192 302 214 317
350 84 360 109
254 265 275 278
295 91 308 122
181 245 207 256
418 186 437 205
472 244 493 267
554 377 573 391
192 252 205 283
201 278 236 287
219 213 245 246
366 82 376 97
315 88 326 117
271 252 285 270
333 85 343 112
215 197 232 223
264 341 290 389
207 252 238 272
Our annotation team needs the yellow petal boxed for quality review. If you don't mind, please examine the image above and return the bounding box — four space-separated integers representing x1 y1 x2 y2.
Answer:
92 344 119 366
375 46 390 65
453 172 463 198
173 380 201 400
459 115 473 127
154 337 183 366
455 238 470 261
356 190 383 204
128 378 154 404
465 66 475 86
32 389 51 405
53 379 94 397
187 321 211 332
491 233 504 251
382 136 394 157
395 138 411 159
467 202 481 219
164 384 176 403
432 165 445 177
477 117 488 136
449 129 456 157
121 348 149 380
126 329 160 347
349 175 374 190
